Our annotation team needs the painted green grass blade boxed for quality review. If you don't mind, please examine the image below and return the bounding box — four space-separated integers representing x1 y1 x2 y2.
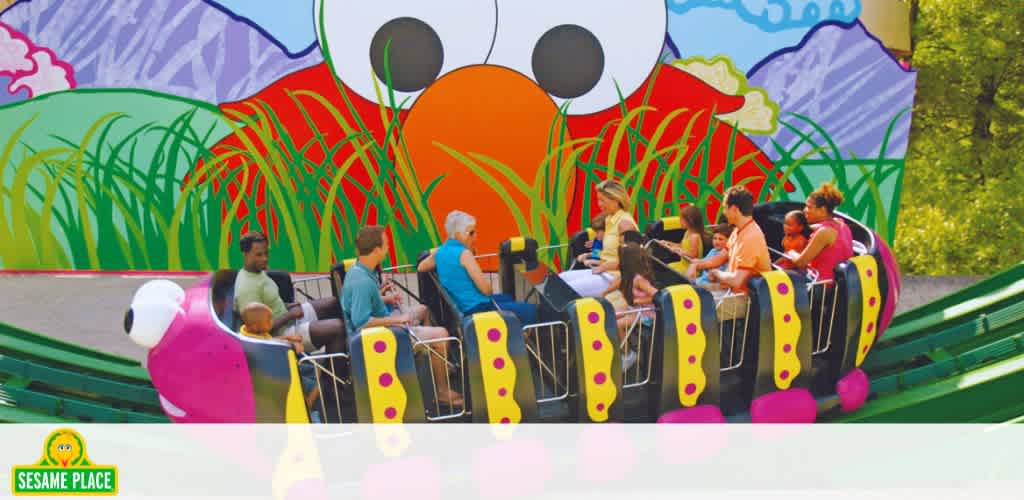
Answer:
435 143 532 239
606 106 654 178
317 140 375 270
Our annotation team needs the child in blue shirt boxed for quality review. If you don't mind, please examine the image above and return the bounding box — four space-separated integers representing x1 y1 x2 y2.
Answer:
576 214 607 268
696 224 732 289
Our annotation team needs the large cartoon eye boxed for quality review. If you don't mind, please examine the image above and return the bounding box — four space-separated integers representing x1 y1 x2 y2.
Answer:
489 0 666 115
126 280 185 350
316 0 497 108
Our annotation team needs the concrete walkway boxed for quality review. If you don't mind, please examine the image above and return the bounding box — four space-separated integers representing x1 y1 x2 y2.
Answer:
0 272 983 364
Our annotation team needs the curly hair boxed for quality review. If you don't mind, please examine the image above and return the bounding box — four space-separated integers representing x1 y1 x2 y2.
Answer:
809 182 845 213
239 231 267 254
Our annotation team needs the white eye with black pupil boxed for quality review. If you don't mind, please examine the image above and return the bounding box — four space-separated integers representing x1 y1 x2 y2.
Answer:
490 0 667 115
369 17 444 93
532 24 605 99
317 0 498 109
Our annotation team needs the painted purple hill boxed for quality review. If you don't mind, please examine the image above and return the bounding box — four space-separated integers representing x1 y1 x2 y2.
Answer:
0 0 322 104
748 21 917 160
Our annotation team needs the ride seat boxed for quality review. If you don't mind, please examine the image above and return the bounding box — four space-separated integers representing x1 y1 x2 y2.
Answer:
645 216 685 264
266 270 295 303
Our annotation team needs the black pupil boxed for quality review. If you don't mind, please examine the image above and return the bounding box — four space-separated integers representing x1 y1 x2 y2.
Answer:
532 24 604 99
123 308 134 335
370 17 444 93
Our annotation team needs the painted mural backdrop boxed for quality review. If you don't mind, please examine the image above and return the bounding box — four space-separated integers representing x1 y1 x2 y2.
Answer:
0 0 916 271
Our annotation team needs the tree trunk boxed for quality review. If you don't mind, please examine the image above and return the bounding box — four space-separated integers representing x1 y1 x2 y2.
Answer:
970 74 998 182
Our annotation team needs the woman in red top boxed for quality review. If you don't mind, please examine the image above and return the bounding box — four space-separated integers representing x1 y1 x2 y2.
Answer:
787 183 854 282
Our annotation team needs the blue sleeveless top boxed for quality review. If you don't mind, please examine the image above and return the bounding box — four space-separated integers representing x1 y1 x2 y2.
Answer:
435 239 490 313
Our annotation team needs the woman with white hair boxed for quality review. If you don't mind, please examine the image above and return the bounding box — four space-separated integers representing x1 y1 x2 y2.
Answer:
418 211 539 325
559 179 640 298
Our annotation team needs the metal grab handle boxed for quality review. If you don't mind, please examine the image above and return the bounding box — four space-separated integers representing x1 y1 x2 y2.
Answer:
406 329 459 371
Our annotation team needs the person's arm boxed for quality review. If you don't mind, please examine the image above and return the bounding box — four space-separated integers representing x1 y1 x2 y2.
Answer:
687 250 729 280
345 285 401 333
600 275 622 297
461 249 493 296
278 335 305 353
362 314 409 329
712 268 755 291
417 249 438 272
790 227 836 268
635 277 658 305
593 258 619 274
272 306 303 333
657 240 681 252
266 280 302 332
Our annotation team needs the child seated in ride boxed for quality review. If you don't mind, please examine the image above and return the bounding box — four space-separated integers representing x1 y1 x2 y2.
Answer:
659 205 708 261
696 224 732 290
575 214 607 268
602 243 658 371
774 210 811 270
239 302 320 410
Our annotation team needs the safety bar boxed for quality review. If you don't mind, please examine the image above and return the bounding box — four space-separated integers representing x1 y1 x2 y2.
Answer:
616 306 658 389
293 274 332 302
298 352 351 424
411 334 466 422
644 239 695 263
807 279 839 355
522 321 571 404
716 292 751 372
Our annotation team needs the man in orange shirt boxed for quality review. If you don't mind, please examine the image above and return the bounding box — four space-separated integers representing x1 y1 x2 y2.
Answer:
686 186 771 294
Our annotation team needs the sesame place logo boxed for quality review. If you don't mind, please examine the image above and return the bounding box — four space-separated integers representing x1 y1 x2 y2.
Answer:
10 428 118 496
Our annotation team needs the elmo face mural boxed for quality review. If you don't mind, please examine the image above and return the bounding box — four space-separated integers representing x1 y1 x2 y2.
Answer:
209 0 782 257
0 0 915 272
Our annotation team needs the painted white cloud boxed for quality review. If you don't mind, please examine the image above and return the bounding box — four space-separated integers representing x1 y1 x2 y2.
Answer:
671 56 779 135
0 22 74 99
9 50 74 97
0 22 34 74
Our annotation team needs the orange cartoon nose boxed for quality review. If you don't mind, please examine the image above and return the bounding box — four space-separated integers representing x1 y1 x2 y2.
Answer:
403 65 567 255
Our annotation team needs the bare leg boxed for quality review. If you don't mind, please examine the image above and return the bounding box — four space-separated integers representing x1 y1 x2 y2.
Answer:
305 387 321 410
309 298 342 320
412 326 463 407
616 315 631 351
410 303 432 326
308 318 346 354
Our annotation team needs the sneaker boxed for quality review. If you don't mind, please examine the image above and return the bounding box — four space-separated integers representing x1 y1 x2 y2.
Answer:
622 351 638 371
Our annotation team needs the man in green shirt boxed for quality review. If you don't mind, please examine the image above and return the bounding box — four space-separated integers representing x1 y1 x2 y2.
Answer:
234 232 346 354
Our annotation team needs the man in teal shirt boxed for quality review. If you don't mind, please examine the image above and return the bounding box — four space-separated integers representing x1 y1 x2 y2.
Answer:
341 226 463 407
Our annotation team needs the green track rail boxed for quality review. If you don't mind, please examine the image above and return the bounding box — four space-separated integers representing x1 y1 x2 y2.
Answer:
1 264 1022 423
824 263 1024 422
0 321 167 423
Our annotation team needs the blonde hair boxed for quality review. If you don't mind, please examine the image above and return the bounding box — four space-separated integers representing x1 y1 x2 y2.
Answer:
240 302 272 329
596 179 631 212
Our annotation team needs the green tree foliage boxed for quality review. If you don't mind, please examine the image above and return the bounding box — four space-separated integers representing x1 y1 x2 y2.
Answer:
896 0 1024 275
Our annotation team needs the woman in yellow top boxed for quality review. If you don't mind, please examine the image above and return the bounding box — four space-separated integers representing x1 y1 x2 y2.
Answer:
559 180 639 297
